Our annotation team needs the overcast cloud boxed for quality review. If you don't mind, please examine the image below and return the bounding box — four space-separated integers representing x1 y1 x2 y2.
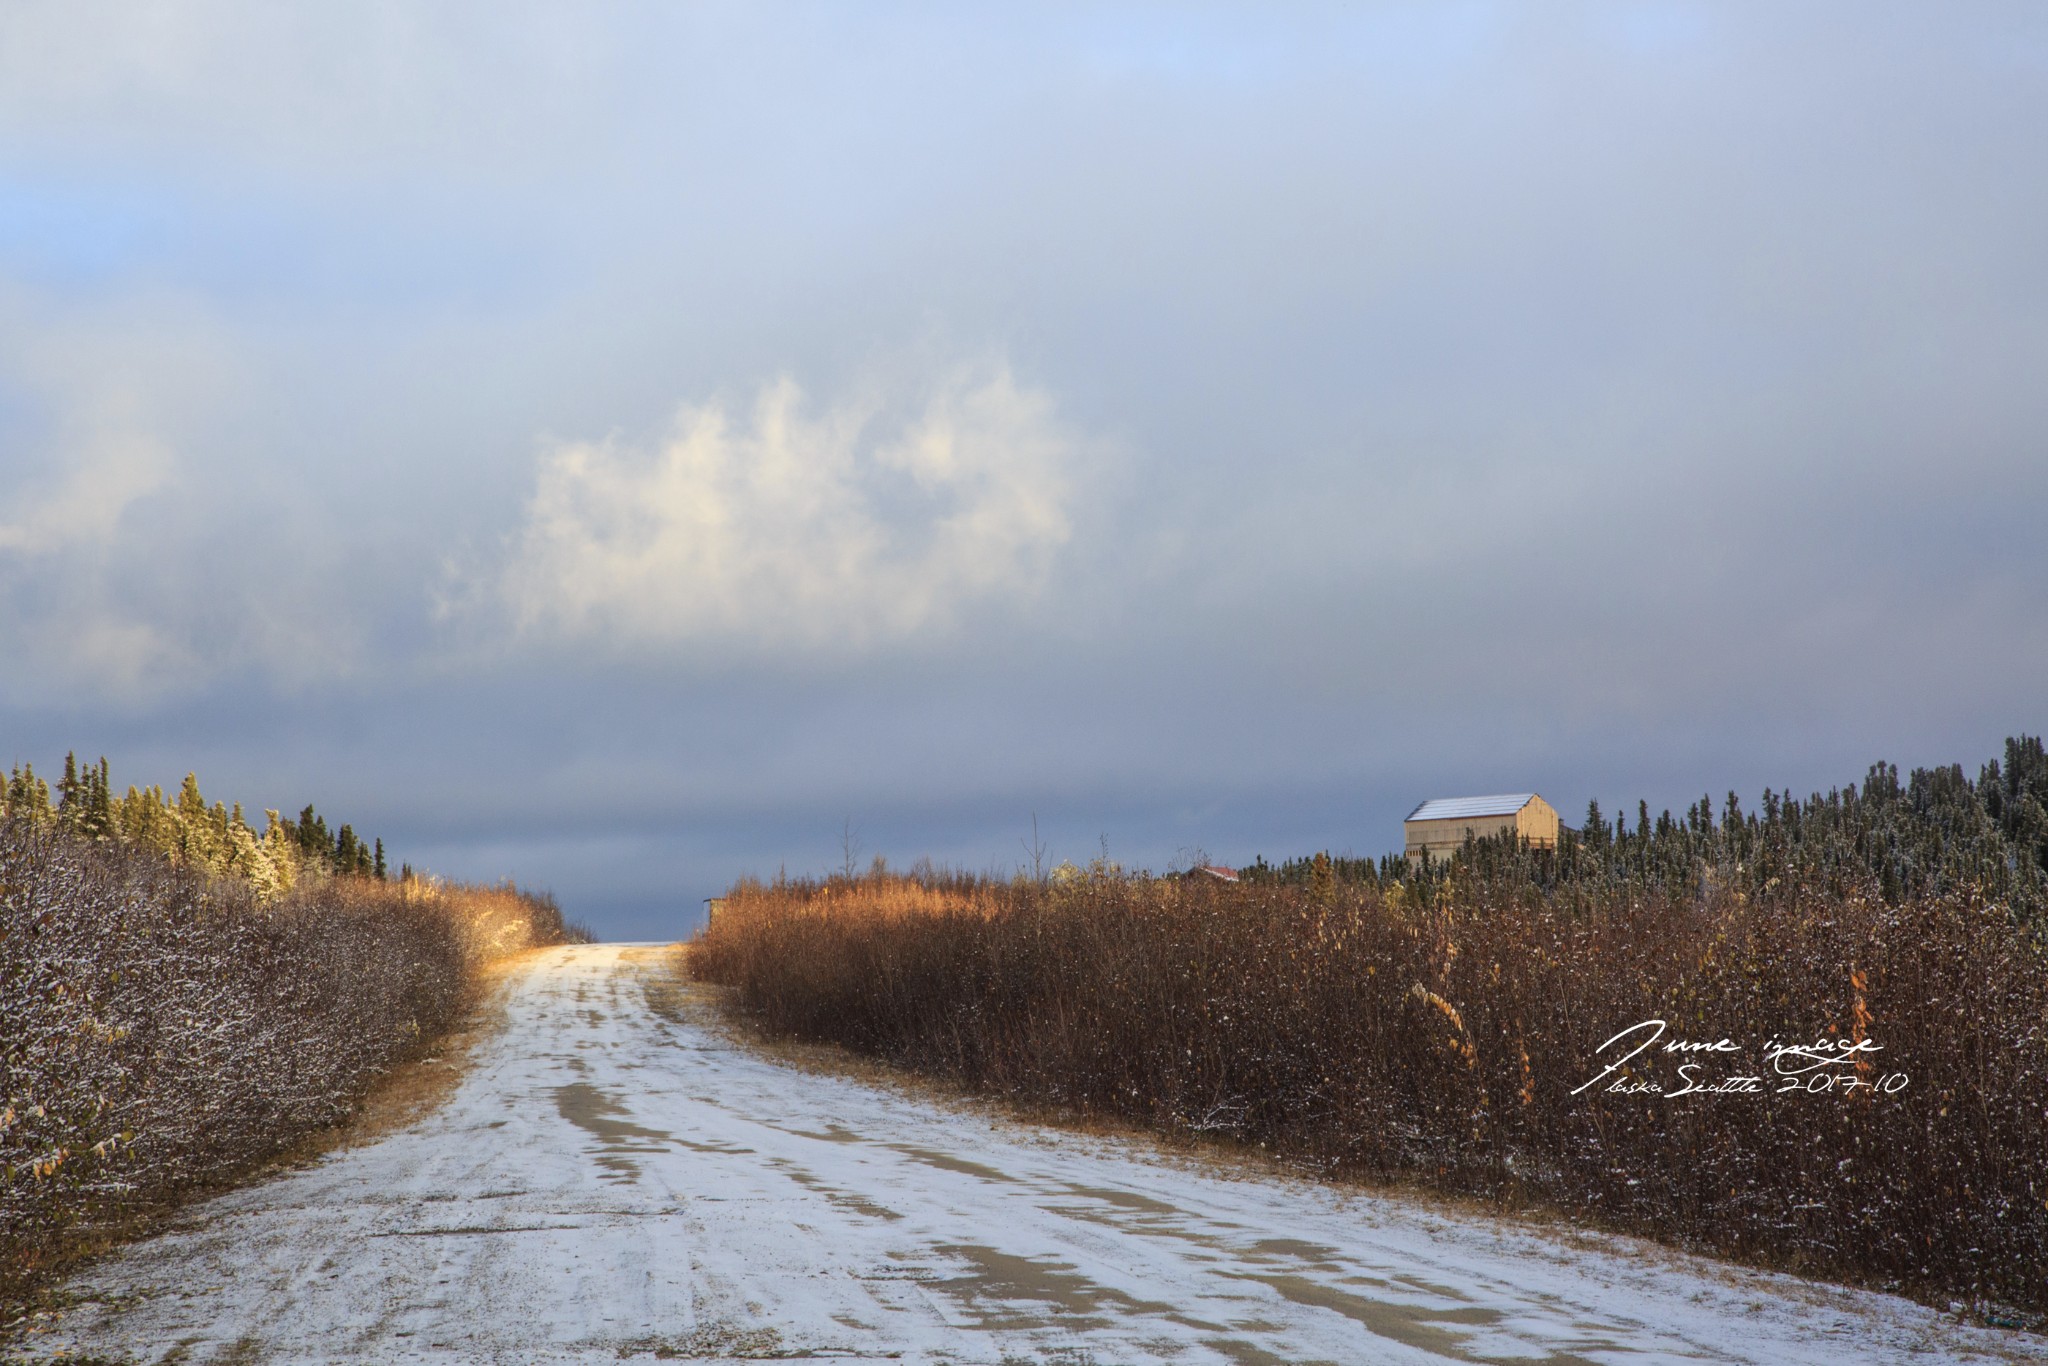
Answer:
2 4 2044 936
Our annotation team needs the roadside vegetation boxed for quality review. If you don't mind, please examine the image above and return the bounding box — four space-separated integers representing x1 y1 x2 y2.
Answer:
1 756 581 1321
692 736 2048 1323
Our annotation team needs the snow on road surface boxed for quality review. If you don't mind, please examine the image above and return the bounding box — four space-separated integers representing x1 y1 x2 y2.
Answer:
18 943 2042 1365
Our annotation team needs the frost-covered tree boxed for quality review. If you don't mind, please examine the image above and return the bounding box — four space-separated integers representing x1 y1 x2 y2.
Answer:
5 763 51 822
5 755 387 903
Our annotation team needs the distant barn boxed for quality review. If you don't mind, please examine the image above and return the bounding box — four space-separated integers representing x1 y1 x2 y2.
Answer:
1404 793 1560 863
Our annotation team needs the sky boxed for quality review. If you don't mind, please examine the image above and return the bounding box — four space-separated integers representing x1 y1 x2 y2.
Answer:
2 3 2044 939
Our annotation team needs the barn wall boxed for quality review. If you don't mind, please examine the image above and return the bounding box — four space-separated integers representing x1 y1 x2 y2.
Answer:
1403 812 1518 858
1515 796 1561 846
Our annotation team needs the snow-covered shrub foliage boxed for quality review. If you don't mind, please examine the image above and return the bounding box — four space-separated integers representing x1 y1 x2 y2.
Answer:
694 864 2048 1317
0 822 571 1308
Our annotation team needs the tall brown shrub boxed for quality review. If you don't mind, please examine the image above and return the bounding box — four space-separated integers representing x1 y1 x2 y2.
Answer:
693 871 2048 1315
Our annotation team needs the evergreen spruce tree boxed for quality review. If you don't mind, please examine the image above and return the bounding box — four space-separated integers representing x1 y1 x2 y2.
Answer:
83 757 114 840
174 773 223 871
295 805 332 867
54 752 81 828
336 824 364 875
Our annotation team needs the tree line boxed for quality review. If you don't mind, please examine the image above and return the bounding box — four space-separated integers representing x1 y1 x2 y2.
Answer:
1242 734 2048 923
2 752 398 902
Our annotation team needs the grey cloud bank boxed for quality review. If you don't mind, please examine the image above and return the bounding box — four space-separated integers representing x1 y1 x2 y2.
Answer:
2 5 2043 938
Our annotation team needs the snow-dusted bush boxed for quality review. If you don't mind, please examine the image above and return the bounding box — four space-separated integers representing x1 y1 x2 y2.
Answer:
0 821 569 1310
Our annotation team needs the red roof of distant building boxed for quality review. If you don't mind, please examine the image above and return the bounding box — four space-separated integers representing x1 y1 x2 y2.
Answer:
1190 865 1239 882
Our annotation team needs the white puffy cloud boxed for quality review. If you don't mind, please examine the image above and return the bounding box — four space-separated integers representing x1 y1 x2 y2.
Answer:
489 362 1079 650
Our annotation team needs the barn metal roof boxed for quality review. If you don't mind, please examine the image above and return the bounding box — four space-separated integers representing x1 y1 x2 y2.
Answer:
1406 794 1537 822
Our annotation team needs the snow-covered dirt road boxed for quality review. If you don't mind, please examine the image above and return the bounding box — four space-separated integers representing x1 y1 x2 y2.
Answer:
18 943 2043 1365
